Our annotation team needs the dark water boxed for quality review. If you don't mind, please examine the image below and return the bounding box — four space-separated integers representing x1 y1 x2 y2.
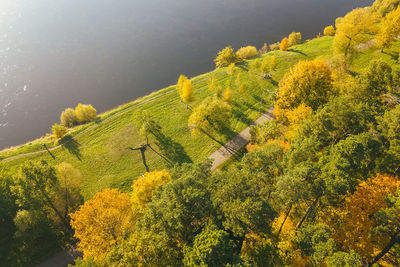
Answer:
0 0 373 149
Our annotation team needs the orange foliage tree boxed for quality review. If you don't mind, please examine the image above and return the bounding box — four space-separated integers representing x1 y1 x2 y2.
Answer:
70 188 133 260
321 174 400 261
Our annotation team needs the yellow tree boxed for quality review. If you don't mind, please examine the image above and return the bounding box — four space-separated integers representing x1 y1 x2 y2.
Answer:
52 123 67 139
70 188 133 260
376 6 400 52
75 103 97 123
181 79 194 104
322 174 400 262
222 86 232 102
280 37 289 51
323 25 336 36
274 59 334 123
284 103 312 140
177 75 194 105
333 8 379 55
131 170 171 218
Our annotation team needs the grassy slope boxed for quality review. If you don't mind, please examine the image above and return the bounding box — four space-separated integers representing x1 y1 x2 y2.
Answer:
4 36 397 199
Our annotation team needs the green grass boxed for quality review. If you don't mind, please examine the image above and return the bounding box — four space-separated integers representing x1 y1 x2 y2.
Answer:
4 36 397 200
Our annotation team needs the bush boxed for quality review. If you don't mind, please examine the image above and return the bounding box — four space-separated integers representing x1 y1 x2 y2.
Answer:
60 108 78 127
214 46 241 68
324 25 336 36
52 123 67 139
269 42 280 51
236 46 258 59
75 103 97 123
280 38 289 51
288 32 302 46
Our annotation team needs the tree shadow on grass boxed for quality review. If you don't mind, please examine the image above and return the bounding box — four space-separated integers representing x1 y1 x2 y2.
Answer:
151 128 192 165
59 135 82 161
231 103 253 125
288 49 307 56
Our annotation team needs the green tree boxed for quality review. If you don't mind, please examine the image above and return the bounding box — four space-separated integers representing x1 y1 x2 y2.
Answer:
12 161 71 233
0 169 17 265
183 224 237 267
326 251 362 267
188 97 231 137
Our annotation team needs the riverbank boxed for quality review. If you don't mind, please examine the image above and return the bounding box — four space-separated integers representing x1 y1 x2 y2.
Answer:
3 36 400 201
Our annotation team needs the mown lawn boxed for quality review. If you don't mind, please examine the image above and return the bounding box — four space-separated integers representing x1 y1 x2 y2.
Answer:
5 36 395 199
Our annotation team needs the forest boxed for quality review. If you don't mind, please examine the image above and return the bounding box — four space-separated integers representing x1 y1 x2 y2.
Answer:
1 0 400 266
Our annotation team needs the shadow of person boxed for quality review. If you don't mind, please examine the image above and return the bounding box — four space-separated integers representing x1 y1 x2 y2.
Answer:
59 135 82 161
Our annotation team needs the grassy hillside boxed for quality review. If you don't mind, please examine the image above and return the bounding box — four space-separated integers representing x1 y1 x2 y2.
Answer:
2 36 399 199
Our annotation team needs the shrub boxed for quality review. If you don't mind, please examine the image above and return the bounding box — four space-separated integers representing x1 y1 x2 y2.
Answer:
324 25 336 36
214 46 240 68
288 32 302 46
280 38 289 51
52 123 67 139
259 43 268 54
236 46 258 59
75 103 97 123
60 108 78 127
269 42 280 51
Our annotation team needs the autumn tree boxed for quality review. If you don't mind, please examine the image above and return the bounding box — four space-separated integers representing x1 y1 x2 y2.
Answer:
176 75 194 104
236 46 258 60
75 103 97 123
222 86 232 102
323 25 336 36
131 170 171 218
188 97 231 137
226 63 237 76
333 8 378 55
321 174 400 263
280 37 289 51
376 6 400 52
60 108 78 127
274 59 334 123
70 188 133 261
214 46 240 68
288 32 302 47
52 123 67 139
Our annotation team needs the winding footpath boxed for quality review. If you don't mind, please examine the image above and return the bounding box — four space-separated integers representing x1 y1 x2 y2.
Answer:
36 107 274 267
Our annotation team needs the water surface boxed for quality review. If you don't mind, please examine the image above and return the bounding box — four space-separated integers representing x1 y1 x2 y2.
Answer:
0 0 373 149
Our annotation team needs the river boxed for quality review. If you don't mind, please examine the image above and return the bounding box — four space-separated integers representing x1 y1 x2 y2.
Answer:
0 0 373 149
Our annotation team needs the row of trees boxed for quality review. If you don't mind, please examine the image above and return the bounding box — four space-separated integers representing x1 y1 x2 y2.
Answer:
52 104 97 140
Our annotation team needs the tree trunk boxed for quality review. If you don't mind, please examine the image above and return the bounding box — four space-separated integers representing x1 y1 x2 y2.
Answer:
368 231 400 266
296 195 320 230
277 204 292 238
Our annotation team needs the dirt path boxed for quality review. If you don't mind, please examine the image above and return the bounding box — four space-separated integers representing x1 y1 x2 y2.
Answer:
208 107 274 170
